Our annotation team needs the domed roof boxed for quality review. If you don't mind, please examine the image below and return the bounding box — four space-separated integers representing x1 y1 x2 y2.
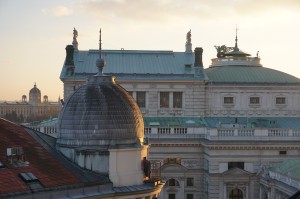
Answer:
29 83 41 94
205 66 300 84
57 74 144 147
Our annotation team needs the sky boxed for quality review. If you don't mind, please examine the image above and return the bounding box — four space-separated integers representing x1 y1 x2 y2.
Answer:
1 0 300 101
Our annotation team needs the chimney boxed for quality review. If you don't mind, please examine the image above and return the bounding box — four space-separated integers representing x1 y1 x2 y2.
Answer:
65 45 74 66
194 47 203 67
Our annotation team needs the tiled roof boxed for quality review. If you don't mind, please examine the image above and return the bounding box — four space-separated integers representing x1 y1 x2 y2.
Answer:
205 66 300 84
60 50 207 81
0 118 111 197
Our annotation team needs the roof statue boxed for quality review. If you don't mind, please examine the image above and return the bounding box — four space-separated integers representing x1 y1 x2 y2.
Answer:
72 27 78 50
186 29 191 43
214 45 233 58
185 29 192 53
214 27 250 58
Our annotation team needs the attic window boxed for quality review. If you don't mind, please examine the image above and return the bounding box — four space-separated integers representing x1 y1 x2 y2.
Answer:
19 172 44 190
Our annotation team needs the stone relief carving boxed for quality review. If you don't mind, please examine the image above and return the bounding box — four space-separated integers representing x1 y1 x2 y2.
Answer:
181 159 201 169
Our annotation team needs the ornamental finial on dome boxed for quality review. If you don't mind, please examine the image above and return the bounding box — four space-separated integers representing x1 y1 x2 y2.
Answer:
234 25 239 51
96 28 105 75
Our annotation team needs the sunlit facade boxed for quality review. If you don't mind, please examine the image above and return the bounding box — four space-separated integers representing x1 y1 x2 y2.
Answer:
56 29 300 199
0 83 60 123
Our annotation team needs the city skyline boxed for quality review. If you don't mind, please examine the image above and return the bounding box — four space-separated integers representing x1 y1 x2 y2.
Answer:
1 0 300 101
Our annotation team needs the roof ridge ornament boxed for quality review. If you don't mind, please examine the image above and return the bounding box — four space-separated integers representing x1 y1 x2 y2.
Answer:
72 28 78 51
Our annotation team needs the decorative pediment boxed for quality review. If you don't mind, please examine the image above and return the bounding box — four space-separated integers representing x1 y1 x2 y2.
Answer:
222 167 253 177
160 163 188 173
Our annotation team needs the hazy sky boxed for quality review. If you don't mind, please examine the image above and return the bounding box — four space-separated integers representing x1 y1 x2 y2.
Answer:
1 0 300 101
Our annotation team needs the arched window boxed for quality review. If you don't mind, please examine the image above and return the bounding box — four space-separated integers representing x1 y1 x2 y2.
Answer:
229 188 243 199
166 178 179 186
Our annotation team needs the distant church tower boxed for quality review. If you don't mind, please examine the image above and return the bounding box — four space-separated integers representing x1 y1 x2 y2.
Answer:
29 83 41 105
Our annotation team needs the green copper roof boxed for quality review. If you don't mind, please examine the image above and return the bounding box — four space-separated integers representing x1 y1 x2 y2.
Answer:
270 160 300 181
144 117 208 127
144 117 300 128
205 66 300 84
205 117 300 128
30 118 57 127
60 50 207 81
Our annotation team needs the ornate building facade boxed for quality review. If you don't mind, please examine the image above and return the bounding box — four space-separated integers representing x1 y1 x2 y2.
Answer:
0 83 60 123
56 29 300 199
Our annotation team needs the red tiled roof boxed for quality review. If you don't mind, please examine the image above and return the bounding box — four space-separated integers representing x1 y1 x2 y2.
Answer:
0 118 80 195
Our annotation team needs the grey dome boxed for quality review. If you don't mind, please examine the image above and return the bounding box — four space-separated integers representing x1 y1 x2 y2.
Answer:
30 83 41 94
57 75 144 147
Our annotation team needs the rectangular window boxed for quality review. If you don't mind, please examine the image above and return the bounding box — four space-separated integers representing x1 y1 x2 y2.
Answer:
187 194 193 199
186 177 194 186
160 92 169 108
136 92 146 108
224 97 234 104
276 97 286 105
279 151 287 155
173 92 183 108
228 162 244 170
169 193 176 199
250 97 260 104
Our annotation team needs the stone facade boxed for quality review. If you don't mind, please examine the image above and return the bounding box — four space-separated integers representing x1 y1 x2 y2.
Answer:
0 84 60 122
57 29 300 199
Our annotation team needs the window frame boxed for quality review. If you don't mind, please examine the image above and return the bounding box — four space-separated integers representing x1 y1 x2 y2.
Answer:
186 177 194 187
228 162 244 170
136 91 146 108
249 96 260 105
173 92 183 108
223 96 234 105
275 96 286 105
160 92 170 108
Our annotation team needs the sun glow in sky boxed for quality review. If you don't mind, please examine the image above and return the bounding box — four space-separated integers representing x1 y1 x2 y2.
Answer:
1 0 300 101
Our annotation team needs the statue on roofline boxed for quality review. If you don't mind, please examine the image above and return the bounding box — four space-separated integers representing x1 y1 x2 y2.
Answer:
186 30 191 44
73 28 78 39
214 45 234 58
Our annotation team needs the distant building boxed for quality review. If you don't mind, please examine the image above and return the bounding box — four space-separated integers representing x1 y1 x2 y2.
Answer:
0 83 60 123
0 29 164 198
57 28 300 199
